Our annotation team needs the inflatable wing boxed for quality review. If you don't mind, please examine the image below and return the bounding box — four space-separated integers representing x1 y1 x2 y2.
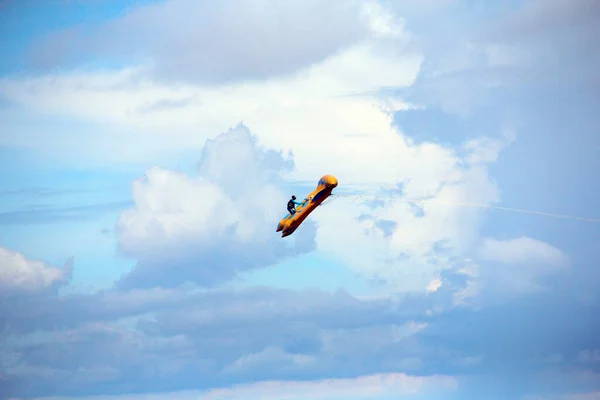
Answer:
276 174 338 237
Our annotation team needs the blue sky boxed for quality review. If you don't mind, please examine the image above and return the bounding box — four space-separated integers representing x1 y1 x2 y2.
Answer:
1 1 599 399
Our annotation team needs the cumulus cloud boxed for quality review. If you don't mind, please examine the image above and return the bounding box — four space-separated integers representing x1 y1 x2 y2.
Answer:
314 132 509 294
8 6 558 301
116 124 313 289
1 1 495 297
0 246 72 296
365 0 600 303
3 27 522 297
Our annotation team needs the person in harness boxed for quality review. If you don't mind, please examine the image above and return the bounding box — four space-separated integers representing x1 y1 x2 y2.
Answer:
287 195 303 215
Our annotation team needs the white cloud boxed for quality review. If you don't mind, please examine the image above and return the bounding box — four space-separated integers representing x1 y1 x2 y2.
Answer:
0 0 516 298
470 236 569 298
0 247 72 295
2 1 599 399
30 372 457 400
426 277 442 292
224 346 316 374
115 125 313 289
464 130 516 164
443 235 570 306
452 277 480 306
0 4 420 183
479 236 569 268
30 0 378 85
314 135 508 294
201 373 458 400
392 321 428 341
